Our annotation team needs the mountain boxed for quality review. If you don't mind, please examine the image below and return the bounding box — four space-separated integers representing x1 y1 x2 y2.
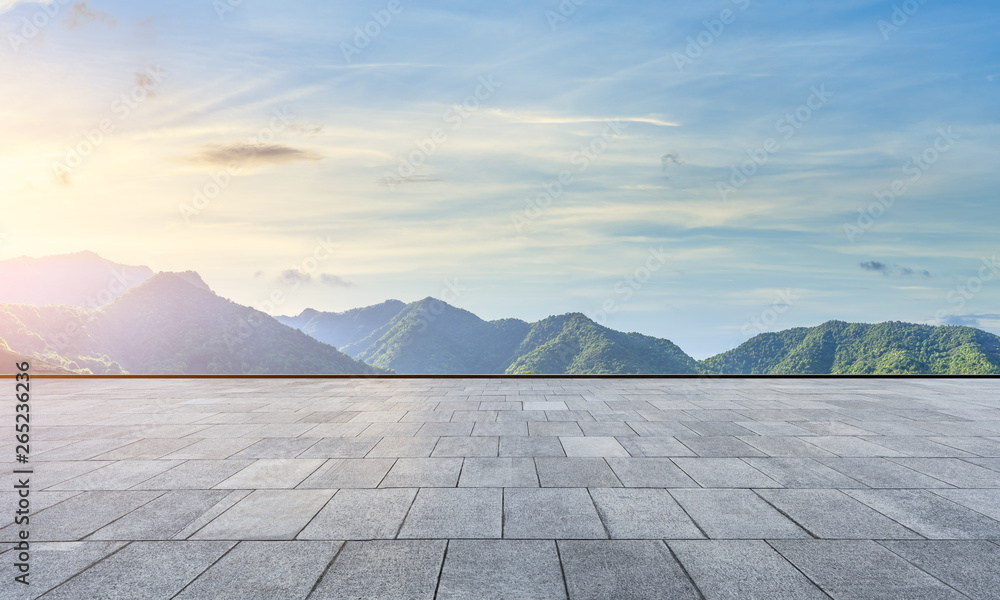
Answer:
277 300 407 352
302 298 701 375
0 251 153 307
0 336 74 375
507 313 702 375
0 272 386 375
702 321 1000 375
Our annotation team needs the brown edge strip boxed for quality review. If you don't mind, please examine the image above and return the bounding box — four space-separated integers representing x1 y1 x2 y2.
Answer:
19 374 1000 379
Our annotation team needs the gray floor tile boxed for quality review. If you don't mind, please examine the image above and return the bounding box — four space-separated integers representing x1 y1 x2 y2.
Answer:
379 457 463 487
437 540 566 600
0 491 162 542
616 436 697 457
535 458 622 487
192 490 333 540
590 488 703 539
47 460 183 491
930 488 1000 521
771 540 965 600
756 489 921 539
738 436 837 458
503 488 606 539
40 541 235 600
366 436 440 458
499 436 566 457
310 540 445 600
215 459 325 489
87 490 232 541
298 488 416 540
891 457 1000 487
130 460 256 490
801 436 908 457
742 458 864 488
559 540 700 600
296 437 380 459
458 458 538 487
672 458 781 488
431 436 498 457
879 540 1000 599
174 541 341 600
669 490 808 540
559 436 630 457
298 458 395 488
398 488 502 539
670 540 828 600
605 458 699 487
844 489 1000 539
819 457 956 488
0 541 125 599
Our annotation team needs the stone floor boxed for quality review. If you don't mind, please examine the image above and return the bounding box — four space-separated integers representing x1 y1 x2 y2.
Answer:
3 377 1000 599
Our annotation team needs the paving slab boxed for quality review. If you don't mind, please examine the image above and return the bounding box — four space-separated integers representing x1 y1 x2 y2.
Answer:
458 457 539 487
87 490 232 541
131 459 255 490
0 541 125 600
215 459 325 489
310 540 445 600
398 488 502 539
616 436 697 457
589 488 703 539
436 540 566 600
844 489 1000 538
498 436 566 457
741 457 864 488
535 457 622 487
605 457 699 487
819 457 956 488
771 540 966 600
228 437 321 459
192 489 333 540
669 490 808 540
756 489 921 539
47 460 183 491
672 458 781 488
298 458 395 488
503 488 606 539
39 541 235 600
366 436 440 458
879 540 1000 599
559 436 630 457
298 488 416 540
670 540 828 600
431 436 498 457
379 457 463 487
173 541 342 600
929 488 1000 520
891 457 1000 487
559 540 700 600
0 491 163 542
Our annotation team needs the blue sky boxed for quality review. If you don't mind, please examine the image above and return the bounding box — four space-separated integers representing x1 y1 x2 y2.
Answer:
1 0 998 358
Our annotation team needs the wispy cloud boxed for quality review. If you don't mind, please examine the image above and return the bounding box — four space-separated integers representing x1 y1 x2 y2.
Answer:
189 144 323 169
859 261 931 278
320 274 354 288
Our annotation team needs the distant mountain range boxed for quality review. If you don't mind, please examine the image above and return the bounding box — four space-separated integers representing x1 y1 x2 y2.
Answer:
278 299 700 375
2 252 998 375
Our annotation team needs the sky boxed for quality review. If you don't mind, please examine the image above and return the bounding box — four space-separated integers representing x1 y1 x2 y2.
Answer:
1 0 998 358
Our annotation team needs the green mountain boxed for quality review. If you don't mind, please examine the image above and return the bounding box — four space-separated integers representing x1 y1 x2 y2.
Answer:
0 272 386 375
507 313 702 375
702 321 1000 375
311 298 702 375
277 300 406 352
